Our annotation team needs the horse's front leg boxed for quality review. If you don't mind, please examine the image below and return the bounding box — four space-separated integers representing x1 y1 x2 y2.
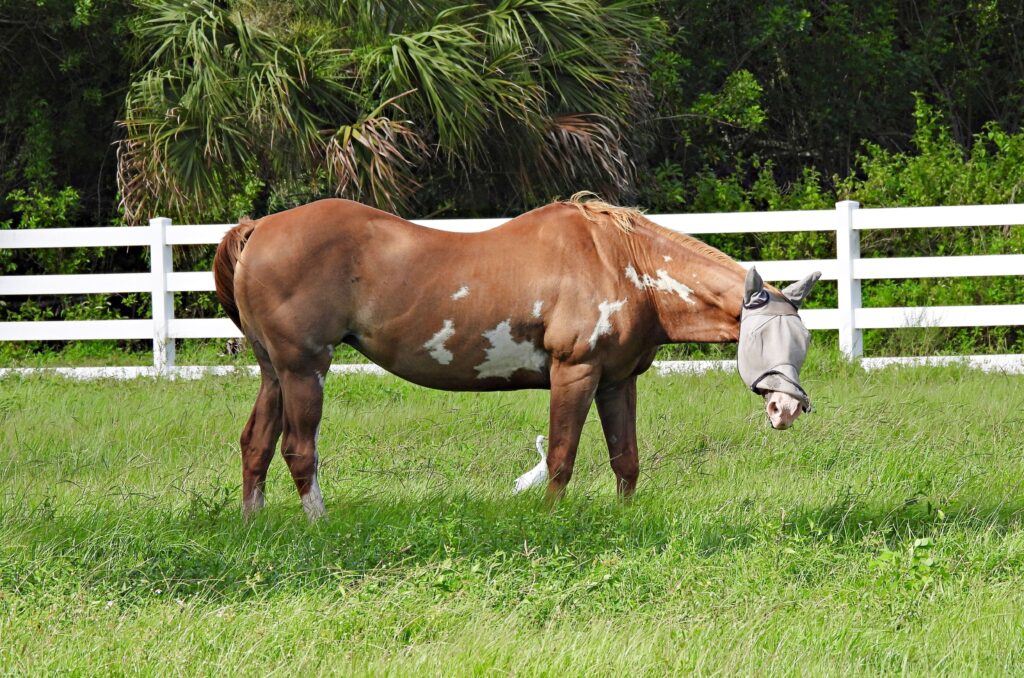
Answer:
545 360 600 505
596 376 639 497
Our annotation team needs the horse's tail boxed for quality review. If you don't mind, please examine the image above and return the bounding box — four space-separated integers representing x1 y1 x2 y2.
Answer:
213 218 257 331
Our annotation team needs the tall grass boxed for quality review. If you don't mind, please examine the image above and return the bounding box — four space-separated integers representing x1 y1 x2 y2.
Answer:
1 359 1023 674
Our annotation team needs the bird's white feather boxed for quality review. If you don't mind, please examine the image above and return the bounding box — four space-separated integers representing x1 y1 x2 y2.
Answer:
513 435 548 494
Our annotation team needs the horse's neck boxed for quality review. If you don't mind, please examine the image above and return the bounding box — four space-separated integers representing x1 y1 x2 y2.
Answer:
632 226 745 345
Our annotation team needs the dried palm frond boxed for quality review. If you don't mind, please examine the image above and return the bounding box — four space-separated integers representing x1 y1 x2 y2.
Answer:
540 113 635 198
323 97 428 211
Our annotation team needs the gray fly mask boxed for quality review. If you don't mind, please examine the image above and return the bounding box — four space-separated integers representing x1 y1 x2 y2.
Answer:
737 267 821 413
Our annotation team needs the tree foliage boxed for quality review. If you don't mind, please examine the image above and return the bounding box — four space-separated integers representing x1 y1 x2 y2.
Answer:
0 0 130 222
643 0 1024 210
117 0 660 221
5 0 1024 225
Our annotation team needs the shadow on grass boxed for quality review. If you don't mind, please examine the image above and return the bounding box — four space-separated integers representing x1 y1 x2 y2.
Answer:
697 490 1024 552
5 486 1024 604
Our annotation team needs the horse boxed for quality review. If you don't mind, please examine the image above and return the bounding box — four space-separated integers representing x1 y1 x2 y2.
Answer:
213 194 820 519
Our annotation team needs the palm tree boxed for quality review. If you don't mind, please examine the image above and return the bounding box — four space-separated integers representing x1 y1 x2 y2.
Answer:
118 0 659 221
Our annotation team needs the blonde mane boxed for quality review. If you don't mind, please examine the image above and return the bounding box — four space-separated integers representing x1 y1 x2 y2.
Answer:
562 191 741 270
564 191 643 233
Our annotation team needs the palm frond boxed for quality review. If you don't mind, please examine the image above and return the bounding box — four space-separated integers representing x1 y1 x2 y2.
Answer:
119 0 358 220
539 113 634 198
323 111 428 211
120 0 658 218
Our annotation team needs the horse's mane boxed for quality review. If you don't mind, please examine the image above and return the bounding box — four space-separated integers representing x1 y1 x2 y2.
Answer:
562 192 740 269
564 191 642 233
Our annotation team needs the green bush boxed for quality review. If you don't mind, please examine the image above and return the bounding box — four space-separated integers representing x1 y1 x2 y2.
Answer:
657 97 1024 358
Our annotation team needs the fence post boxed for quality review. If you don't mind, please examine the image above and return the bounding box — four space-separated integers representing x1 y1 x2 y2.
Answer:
149 217 175 373
835 200 862 360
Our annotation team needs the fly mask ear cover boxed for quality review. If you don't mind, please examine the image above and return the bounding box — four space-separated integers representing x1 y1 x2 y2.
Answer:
737 268 820 413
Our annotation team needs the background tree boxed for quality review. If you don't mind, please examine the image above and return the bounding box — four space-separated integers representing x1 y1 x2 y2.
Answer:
0 0 130 230
644 0 1024 211
118 0 661 222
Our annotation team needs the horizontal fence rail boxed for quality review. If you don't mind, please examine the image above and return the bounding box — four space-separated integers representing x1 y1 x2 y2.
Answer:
1 201 1023 377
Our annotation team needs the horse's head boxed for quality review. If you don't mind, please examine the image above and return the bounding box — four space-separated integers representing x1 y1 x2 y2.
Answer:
737 267 821 430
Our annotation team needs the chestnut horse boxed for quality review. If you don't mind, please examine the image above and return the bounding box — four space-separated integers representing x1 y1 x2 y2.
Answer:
214 195 820 519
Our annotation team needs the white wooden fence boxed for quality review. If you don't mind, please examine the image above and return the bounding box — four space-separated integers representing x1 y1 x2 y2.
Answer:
2 201 1023 378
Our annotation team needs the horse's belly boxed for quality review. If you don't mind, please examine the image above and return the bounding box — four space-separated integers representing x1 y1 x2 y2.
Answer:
349 334 551 392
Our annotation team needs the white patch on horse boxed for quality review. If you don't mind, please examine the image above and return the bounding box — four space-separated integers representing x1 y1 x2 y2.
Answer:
588 299 627 349
652 270 696 303
316 371 325 389
476 320 547 379
625 264 644 289
663 255 673 262
243 486 265 516
532 300 544 318
624 265 696 305
302 474 325 521
424 319 456 365
451 285 470 300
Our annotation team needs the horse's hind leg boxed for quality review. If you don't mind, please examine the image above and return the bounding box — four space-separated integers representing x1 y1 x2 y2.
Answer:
278 351 332 521
596 377 640 498
241 346 283 519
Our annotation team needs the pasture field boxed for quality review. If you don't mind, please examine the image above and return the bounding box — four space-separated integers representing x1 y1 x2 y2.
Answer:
1 359 1024 675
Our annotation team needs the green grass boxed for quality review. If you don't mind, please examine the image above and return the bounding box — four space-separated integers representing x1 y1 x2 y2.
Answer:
0 339 373 368
2 359 1024 675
